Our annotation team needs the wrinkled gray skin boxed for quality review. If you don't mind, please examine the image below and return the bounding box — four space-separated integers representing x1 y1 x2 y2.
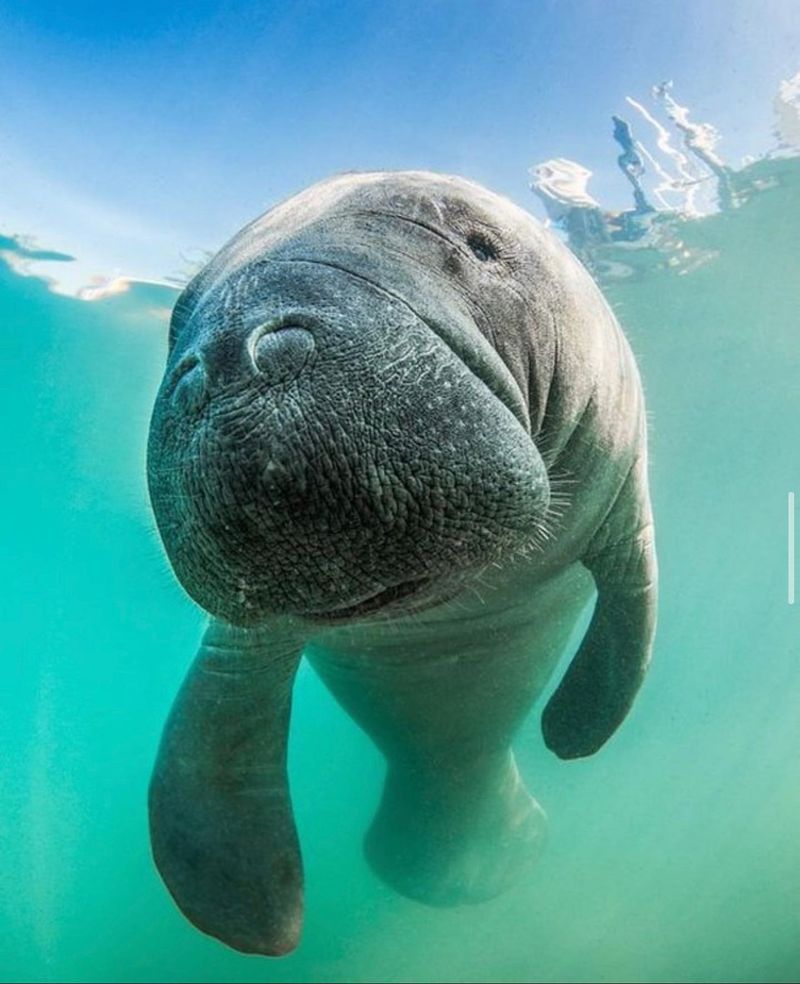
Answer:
147 171 657 956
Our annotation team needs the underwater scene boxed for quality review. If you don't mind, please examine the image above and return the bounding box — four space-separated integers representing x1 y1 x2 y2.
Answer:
2 3 799 982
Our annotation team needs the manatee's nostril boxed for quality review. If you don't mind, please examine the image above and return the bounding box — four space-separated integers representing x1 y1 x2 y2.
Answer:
172 354 208 413
249 325 315 385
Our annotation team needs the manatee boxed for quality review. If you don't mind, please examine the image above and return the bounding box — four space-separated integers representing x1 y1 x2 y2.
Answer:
146 170 657 956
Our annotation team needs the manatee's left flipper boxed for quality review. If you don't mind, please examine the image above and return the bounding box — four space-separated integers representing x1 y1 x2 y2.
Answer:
149 619 305 955
542 467 657 759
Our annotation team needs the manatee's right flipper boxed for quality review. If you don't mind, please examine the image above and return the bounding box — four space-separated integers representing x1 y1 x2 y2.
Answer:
149 620 304 955
542 460 657 759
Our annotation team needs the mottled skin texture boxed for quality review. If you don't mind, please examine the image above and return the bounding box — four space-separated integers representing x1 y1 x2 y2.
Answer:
147 171 657 956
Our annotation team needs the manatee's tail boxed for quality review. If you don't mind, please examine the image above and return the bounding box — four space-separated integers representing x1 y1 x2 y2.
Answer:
364 749 546 906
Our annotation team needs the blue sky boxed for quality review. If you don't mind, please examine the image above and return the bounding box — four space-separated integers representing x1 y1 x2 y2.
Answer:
0 0 798 289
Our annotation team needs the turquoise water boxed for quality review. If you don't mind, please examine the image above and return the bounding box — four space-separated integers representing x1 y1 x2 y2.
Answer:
2 155 799 982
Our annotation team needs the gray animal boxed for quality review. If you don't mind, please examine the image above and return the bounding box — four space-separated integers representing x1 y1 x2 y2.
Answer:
147 171 657 956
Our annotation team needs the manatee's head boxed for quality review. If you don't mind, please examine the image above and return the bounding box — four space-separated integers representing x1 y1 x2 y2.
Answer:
148 171 565 626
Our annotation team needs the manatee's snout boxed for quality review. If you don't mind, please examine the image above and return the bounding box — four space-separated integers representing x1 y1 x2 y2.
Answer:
169 322 316 416
148 264 550 626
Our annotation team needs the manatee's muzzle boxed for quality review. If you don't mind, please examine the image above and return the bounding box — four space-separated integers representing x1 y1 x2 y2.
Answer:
165 320 318 419
147 264 550 626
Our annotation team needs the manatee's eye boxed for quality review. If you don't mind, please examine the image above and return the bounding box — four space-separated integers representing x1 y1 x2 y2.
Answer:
466 232 499 262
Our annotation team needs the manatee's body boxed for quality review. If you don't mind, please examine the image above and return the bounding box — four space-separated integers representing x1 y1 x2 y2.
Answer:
147 171 657 955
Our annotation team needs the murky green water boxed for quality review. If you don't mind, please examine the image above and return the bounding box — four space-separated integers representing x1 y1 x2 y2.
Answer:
2 158 799 983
